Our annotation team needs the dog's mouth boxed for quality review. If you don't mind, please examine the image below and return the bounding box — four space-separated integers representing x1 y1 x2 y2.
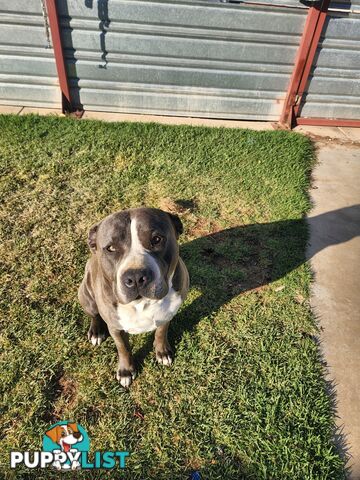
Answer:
62 442 71 453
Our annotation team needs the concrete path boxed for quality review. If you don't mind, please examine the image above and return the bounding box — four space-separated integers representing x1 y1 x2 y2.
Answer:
307 144 360 478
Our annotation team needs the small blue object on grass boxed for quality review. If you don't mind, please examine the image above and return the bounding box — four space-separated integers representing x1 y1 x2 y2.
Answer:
189 471 201 480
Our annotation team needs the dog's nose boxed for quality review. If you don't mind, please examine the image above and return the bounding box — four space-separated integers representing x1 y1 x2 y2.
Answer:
73 431 82 439
122 268 153 290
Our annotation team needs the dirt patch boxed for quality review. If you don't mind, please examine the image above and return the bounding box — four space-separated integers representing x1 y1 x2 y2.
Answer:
43 373 79 423
159 197 198 214
188 217 222 238
58 376 78 406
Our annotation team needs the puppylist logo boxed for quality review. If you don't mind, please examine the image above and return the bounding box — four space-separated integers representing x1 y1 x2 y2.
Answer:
10 421 129 471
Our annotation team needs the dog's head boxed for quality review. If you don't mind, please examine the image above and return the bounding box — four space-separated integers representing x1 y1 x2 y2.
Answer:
45 423 83 452
88 207 183 304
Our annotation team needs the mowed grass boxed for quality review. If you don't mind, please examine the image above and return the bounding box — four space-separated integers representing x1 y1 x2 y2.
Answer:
0 115 345 479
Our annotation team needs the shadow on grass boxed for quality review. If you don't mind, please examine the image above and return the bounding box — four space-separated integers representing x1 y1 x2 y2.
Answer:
134 204 359 472
136 204 360 362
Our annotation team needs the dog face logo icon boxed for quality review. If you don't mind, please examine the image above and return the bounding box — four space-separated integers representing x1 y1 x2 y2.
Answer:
42 421 89 470
45 422 83 453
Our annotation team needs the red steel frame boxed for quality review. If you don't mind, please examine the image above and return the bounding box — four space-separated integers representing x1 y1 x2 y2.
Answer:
280 0 360 128
280 0 330 128
293 0 330 120
296 117 360 127
45 0 73 113
279 5 322 128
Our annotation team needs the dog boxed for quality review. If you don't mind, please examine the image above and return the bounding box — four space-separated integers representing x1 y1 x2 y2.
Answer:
45 422 83 470
78 207 189 387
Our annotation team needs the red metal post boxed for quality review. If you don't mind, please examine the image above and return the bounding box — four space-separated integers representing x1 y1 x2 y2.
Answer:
45 0 72 113
279 0 330 129
296 118 360 128
294 0 330 118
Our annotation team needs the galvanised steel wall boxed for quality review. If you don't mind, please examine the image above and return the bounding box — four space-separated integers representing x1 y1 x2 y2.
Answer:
58 0 308 120
0 0 60 108
3 0 358 121
299 0 360 119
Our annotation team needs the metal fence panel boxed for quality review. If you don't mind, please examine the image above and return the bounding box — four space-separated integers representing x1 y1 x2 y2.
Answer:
299 0 360 119
1 0 359 122
59 0 307 120
0 0 60 108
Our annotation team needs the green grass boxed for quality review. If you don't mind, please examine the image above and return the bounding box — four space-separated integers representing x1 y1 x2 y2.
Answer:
0 114 345 479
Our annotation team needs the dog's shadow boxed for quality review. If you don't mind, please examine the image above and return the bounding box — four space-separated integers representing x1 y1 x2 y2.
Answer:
135 204 360 367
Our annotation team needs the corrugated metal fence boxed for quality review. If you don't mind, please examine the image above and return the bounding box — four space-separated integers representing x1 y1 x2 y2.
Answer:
58 0 307 120
0 0 60 108
299 0 360 119
0 0 359 123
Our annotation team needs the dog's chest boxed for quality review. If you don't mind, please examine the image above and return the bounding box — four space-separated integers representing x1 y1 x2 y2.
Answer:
116 287 182 334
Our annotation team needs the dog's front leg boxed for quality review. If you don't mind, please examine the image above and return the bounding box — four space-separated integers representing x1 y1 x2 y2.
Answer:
88 314 109 346
110 329 136 388
154 322 173 366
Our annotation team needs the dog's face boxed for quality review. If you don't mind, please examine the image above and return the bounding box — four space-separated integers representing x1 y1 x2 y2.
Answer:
45 423 83 452
88 208 183 304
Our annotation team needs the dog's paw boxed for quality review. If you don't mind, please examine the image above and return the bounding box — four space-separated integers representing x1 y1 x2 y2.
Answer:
156 348 173 366
116 368 136 388
71 460 81 470
88 321 109 346
52 461 62 470
89 332 106 346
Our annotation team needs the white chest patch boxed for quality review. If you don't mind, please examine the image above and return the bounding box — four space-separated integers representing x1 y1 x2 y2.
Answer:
116 286 183 334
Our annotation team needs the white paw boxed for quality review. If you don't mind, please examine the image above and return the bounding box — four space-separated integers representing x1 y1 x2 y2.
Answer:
156 352 173 366
116 369 136 388
90 334 106 346
71 460 81 470
53 461 62 470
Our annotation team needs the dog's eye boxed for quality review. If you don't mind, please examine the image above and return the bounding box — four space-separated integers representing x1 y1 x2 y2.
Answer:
151 235 162 246
61 431 66 437
106 245 116 252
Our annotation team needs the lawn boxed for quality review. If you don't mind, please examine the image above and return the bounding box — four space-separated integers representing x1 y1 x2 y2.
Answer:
0 114 345 479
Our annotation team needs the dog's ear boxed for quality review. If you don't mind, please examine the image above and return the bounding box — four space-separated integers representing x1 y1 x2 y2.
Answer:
88 222 100 253
45 425 61 444
167 213 183 239
67 422 78 433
